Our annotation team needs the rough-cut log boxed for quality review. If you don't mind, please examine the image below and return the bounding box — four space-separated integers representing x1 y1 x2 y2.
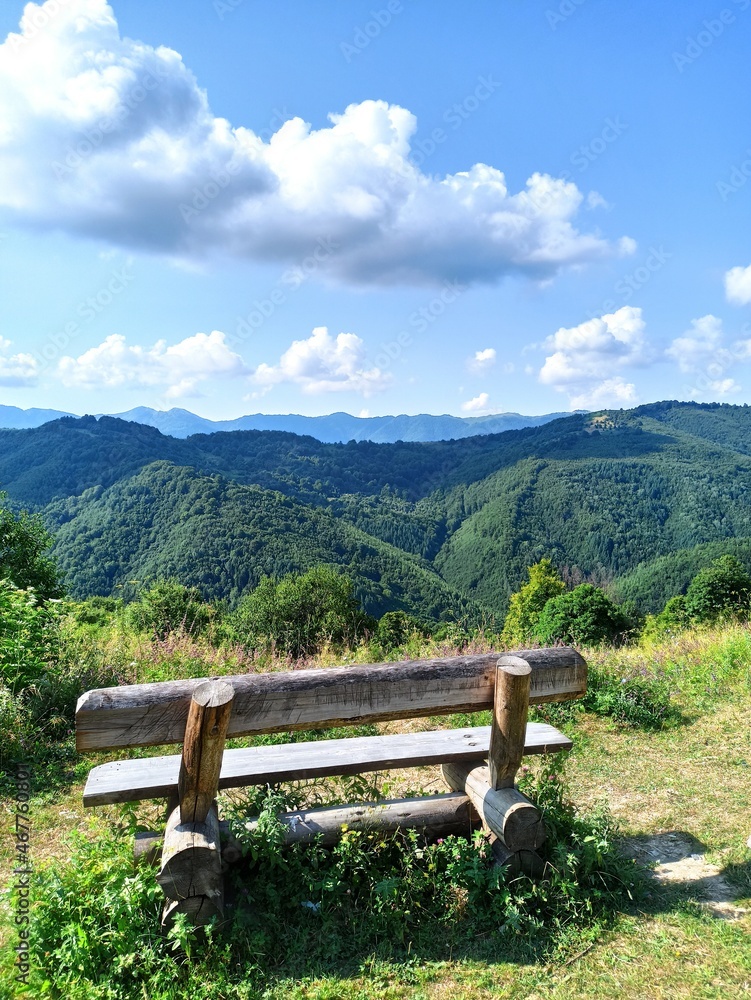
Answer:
489 837 545 879
134 821 243 868
178 680 234 824
162 894 223 933
441 762 546 851
157 803 223 901
76 647 587 750
83 721 572 806
134 830 161 868
488 656 531 790
239 792 481 847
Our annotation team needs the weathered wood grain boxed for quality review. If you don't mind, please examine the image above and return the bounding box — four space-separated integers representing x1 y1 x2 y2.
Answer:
239 792 481 847
161 894 223 934
488 656 531 790
82 721 573 806
441 761 546 851
157 803 223 901
178 680 234 824
76 647 587 751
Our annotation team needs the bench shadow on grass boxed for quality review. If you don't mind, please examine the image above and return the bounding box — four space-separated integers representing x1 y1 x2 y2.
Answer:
622 830 751 920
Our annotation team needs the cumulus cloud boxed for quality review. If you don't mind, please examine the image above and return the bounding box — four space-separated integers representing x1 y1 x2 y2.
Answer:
538 305 647 407
0 337 39 386
57 330 247 397
0 0 634 287
467 348 496 373
666 315 745 398
252 327 391 395
725 264 751 305
461 392 491 412
665 315 724 374
569 376 637 410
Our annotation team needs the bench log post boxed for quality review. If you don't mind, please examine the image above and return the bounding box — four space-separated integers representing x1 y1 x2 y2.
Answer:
443 655 545 868
488 656 531 790
157 679 234 933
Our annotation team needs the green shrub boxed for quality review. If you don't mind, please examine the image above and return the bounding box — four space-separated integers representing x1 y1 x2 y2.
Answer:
0 581 61 694
683 554 751 624
535 584 631 647
230 566 374 658
127 581 218 640
374 610 426 651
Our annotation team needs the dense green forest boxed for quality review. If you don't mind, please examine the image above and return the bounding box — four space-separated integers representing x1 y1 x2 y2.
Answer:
2 401 751 619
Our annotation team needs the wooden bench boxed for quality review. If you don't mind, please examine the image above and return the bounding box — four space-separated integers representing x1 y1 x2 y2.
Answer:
76 646 586 930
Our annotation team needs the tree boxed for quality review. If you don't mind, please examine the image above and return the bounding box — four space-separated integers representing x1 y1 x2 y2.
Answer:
501 558 565 646
683 555 751 624
231 565 374 658
535 584 630 647
0 496 62 598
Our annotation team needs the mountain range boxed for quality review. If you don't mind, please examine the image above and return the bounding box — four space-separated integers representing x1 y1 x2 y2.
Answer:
0 404 576 443
1 400 750 622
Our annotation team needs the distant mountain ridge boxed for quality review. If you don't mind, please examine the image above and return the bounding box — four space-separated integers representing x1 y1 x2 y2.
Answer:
3 400 751 623
0 404 578 443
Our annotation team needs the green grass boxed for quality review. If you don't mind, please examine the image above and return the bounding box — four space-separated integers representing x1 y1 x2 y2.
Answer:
1 624 750 998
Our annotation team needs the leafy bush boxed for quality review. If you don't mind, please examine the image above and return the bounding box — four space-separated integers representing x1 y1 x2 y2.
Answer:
535 584 631 647
374 610 426 651
683 554 751 624
127 581 218 640
230 566 374 658
0 581 61 694
501 558 565 646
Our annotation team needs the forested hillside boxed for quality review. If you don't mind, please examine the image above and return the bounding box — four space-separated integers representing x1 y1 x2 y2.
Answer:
2 401 751 620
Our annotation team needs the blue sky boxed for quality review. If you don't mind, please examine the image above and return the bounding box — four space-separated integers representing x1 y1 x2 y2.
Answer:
0 0 750 419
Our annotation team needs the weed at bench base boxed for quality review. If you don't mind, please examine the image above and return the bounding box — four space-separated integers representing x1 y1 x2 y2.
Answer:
9 758 643 1000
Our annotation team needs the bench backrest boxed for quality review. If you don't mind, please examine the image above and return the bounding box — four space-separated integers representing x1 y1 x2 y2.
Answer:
75 647 587 752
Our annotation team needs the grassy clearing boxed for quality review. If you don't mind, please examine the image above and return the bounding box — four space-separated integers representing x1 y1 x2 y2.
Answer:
1 624 750 998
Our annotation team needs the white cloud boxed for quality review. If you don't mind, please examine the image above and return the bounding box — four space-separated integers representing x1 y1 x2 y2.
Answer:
462 392 491 412
467 348 496 373
538 305 647 407
252 327 391 395
0 0 634 287
666 315 749 399
57 330 247 397
0 337 39 386
665 315 724 374
725 264 751 305
570 376 637 410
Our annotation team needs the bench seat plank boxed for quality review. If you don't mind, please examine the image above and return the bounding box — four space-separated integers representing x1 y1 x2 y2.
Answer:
82 722 572 806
